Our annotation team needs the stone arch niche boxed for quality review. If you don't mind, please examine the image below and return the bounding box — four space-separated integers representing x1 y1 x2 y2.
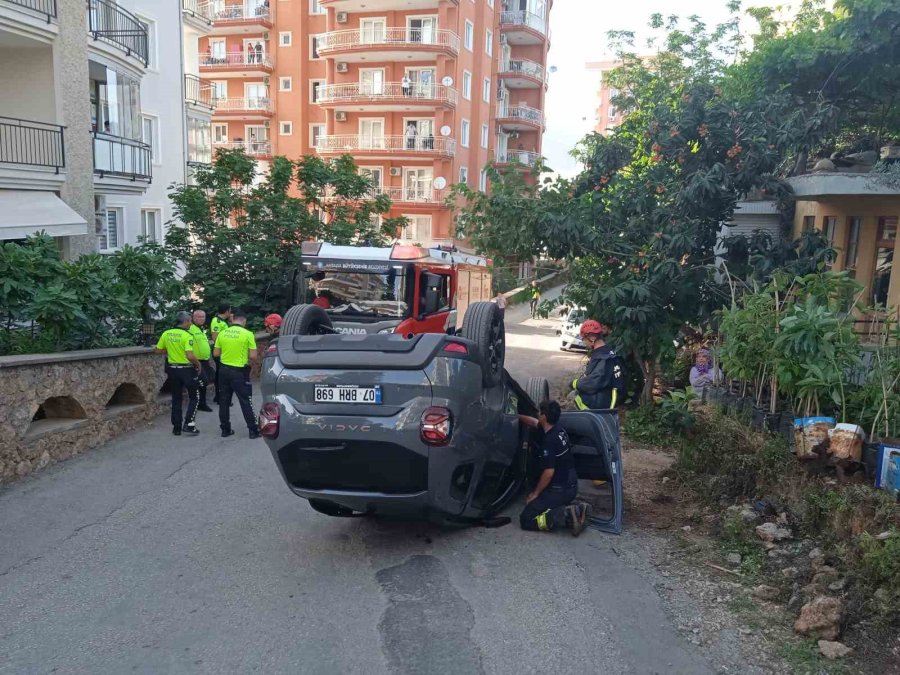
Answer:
106 383 146 408
26 396 89 439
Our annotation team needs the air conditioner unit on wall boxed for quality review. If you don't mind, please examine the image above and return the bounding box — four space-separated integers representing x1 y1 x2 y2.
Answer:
389 167 402 176
335 111 348 122
336 12 348 23
263 32 269 40
336 62 348 73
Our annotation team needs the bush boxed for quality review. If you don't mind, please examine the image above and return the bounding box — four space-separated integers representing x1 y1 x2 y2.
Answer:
857 530 900 617
622 404 671 447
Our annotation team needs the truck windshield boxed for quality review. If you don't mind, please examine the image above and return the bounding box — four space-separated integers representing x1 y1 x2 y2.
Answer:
302 263 409 318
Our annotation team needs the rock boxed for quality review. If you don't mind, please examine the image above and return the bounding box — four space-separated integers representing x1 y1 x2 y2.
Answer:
813 158 836 172
818 640 853 660
661 476 670 484
795 596 842 640
756 522 791 542
808 547 824 560
753 584 780 601
875 531 892 541
811 557 829 572
726 553 742 566
828 579 847 592
15 460 31 478
782 566 799 579
777 512 790 526
787 594 802 611
681 525 692 533
740 508 758 523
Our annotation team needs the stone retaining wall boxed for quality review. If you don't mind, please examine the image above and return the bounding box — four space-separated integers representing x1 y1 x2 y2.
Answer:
0 347 168 484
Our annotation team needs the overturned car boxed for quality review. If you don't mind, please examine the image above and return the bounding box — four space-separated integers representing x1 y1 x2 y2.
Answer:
258 300 623 533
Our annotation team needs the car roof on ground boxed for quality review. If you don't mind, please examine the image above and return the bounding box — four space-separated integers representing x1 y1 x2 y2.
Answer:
303 243 488 267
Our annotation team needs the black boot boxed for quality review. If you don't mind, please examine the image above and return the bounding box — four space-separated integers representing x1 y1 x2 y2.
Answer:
221 427 235 438
198 404 214 412
172 425 182 436
248 428 261 440
182 424 200 436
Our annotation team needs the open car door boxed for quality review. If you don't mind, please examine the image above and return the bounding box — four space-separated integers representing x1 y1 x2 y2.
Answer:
560 410 624 534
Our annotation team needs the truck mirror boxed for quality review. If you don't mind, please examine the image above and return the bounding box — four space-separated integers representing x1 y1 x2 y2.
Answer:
421 273 443 316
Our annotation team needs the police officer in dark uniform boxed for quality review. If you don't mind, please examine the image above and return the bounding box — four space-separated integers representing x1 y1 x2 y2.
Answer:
189 309 214 412
213 308 260 439
155 311 202 436
209 304 232 404
517 400 589 535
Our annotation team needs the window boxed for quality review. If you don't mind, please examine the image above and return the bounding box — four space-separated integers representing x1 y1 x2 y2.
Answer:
479 169 487 191
802 215 816 232
310 124 325 148
310 35 321 59
481 124 489 149
464 20 474 50
462 71 472 100
402 214 432 243
141 115 160 164
280 121 293 135
485 29 493 56
310 0 325 14
140 209 161 243
137 18 157 69
279 76 292 92
459 166 468 185
483 77 491 103
213 123 228 144
461 119 470 147
310 79 324 103
279 32 292 47
873 216 898 306
822 216 837 244
845 216 862 274
100 207 122 251
487 0 493 7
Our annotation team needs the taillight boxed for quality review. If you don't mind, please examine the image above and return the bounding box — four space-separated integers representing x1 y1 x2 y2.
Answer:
258 402 280 439
265 343 277 355
443 341 468 355
421 407 452 446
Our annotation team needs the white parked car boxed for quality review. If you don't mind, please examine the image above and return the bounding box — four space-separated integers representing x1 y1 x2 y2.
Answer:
557 306 587 351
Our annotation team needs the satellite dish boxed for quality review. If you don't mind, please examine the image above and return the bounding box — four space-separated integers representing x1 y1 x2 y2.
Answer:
440 125 451 137
433 177 447 190
441 76 453 87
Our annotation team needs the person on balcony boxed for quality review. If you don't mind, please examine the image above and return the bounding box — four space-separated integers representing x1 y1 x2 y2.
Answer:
405 122 418 149
402 75 412 97
424 132 434 150
245 43 253 64
255 42 264 65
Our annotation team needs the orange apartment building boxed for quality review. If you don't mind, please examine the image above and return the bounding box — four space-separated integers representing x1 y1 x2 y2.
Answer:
585 59 625 136
199 0 551 247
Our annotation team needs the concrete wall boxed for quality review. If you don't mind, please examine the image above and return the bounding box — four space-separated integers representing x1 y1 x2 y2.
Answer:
0 347 168 484
0 44 56 120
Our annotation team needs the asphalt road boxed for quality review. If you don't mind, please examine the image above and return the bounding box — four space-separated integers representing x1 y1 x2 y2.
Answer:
0 293 714 675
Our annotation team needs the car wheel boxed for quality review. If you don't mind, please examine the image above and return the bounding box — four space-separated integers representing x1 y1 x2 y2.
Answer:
485 425 532 515
281 304 333 336
461 301 505 388
526 376 551 408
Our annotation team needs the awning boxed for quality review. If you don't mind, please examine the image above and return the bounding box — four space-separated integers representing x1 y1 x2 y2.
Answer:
0 190 88 241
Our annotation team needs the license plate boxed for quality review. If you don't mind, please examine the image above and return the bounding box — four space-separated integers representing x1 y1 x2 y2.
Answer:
314 385 382 404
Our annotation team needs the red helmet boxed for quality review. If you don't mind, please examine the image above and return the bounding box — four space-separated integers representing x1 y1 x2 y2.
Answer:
579 320 609 339
264 313 283 328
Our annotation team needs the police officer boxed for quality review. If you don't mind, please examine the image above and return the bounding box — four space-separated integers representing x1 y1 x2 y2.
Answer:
210 303 232 404
189 309 215 412
213 308 260 439
155 311 202 436
571 320 625 410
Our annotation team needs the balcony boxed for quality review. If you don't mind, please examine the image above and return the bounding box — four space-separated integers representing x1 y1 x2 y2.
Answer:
184 74 214 110
209 1 272 34
316 28 459 62
496 104 545 131
374 186 447 206
499 10 548 45
199 51 273 77
1 0 56 22
319 0 445 10
213 140 272 157
87 0 149 67
213 97 273 117
498 60 547 89
494 149 540 168
0 117 65 190
316 83 457 111
92 131 151 182
315 135 456 159
182 0 212 31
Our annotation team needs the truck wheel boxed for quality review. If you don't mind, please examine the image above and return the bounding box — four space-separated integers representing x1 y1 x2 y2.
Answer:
281 304 332 336
461 301 505 388
526 376 551 408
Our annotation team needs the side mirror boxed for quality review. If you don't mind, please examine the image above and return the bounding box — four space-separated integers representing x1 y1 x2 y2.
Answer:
420 273 443 317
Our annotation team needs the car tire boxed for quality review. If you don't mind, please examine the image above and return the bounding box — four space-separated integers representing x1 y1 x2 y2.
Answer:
281 303 333 336
461 301 505 388
526 376 551 408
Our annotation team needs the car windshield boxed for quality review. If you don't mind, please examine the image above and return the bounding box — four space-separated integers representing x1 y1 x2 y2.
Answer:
303 264 409 318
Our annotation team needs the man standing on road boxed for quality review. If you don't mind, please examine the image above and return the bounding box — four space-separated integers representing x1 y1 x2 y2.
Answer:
189 310 214 413
155 311 202 436
571 320 625 411
210 304 232 404
517 400 589 535
213 308 260 439
528 281 541 319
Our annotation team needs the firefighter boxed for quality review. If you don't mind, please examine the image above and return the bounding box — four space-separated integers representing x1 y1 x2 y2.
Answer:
213 308 260 439
571 320 625 411
155 311 202 436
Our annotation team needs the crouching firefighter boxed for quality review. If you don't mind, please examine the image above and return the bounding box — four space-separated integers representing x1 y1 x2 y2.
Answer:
517 400 589 536
571 320 625 411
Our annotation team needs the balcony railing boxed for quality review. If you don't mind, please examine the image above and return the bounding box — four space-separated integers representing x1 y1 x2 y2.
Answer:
3 0 56 21
199 51 272 69
495 149 540 167
184 74 214 108
209 1 271 23
0 117 65 172
316 82 457 106
315 135 456 157
317 28 460 55
87 0 149 66
500 10 547 35
182 0 212 22
372 186 446 204
499 59 547 83
213 140 271 156
92 131 151 181
497 104 545 127
213 97 273 112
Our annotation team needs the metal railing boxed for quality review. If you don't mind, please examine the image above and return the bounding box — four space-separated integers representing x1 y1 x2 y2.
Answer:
495 149 540 166
372 186 446 204
0 117 65 172
499 10 547 36
182 0 212 22
496 104 545 127
2 0 56 21
317 28 460 54
315 134 456 157
499 59 547 83
316 82 457 106
213 97 273 112
87 0 149 66
213 140 271 156
199 51 272 68
209 1 270 22
92 130 151 181
184 74 214 108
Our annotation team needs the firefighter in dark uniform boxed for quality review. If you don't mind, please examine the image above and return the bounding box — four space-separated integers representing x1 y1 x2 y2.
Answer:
155 311 202 436
517 400 589 535
571 320 625 411
213 308 260 439
209 304 232 404
189 309 214 412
